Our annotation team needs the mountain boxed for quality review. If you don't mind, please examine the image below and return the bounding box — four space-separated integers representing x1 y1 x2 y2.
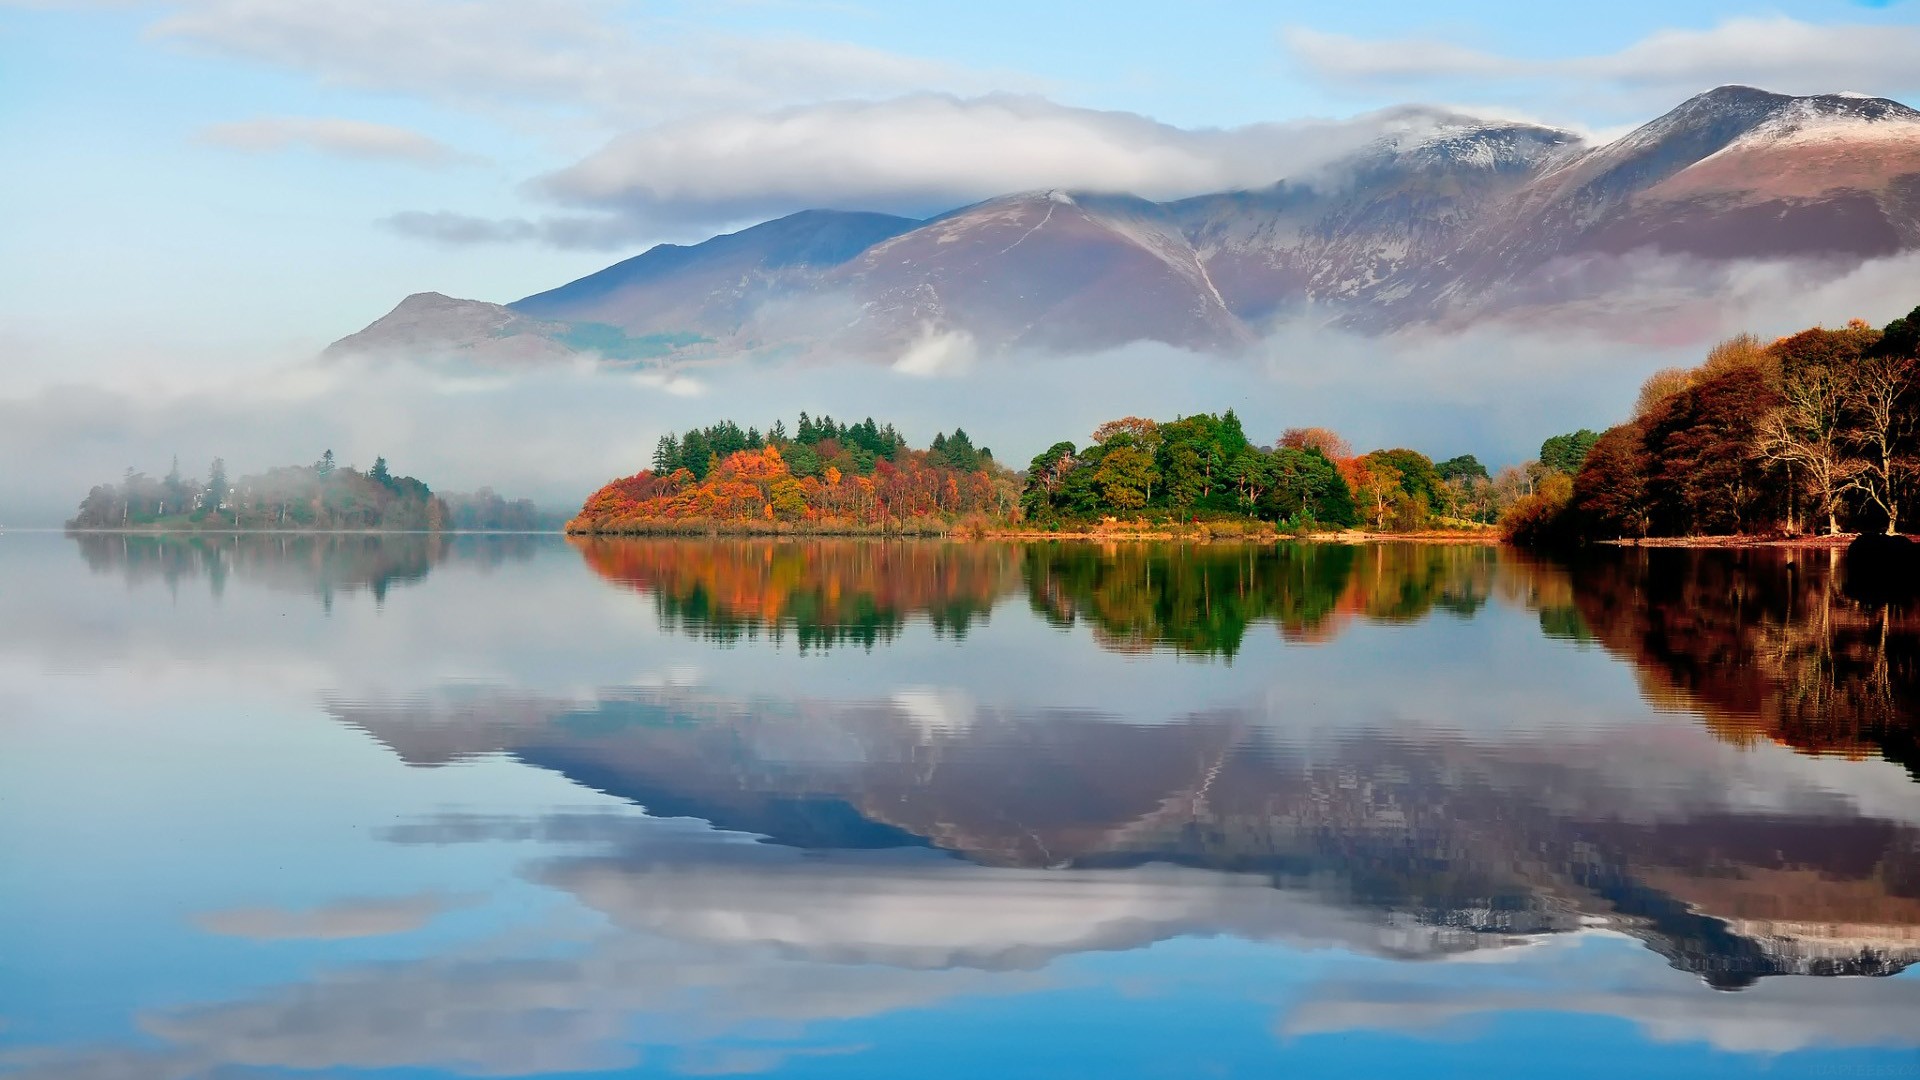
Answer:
829 190 1253 354
513 209 918 337
330 87 1920 363
324 292 578 365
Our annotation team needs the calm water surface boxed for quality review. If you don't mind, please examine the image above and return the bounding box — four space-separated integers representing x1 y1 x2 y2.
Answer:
2 532 1918 1079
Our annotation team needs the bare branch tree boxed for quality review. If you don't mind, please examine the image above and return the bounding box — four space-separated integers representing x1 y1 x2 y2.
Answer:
1839 353 1919 535
1755 361 1858 535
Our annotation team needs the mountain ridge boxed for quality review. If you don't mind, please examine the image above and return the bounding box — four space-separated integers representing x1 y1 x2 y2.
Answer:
329 86 1920 364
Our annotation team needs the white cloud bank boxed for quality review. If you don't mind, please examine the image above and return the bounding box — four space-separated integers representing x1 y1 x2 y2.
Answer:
537 95 1536 224
1282 17 1920 102
150 0 1033 124
198 116 473 166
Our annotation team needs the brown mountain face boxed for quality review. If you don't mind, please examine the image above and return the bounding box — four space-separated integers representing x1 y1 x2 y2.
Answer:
327 87 1920 363
828 191 1254 355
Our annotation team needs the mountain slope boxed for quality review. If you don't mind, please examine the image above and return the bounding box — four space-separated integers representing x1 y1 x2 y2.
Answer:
1171 121 1583 323
324 292 577 365
829 190 1253 354
512 209 919 338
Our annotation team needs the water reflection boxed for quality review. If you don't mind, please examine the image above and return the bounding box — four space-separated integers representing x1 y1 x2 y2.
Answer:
1024 542 1498 655
12 533 1920 1079
1568 548 1920 777
573 538 1019 649
333 677 1920 990
573 538 1508 658
62 534 1920 774
71 531 537 605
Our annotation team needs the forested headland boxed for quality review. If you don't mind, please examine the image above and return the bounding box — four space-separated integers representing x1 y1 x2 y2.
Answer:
567 409 1601 537
1503 301 1920 545
569 414 1019 534
68 451 554 532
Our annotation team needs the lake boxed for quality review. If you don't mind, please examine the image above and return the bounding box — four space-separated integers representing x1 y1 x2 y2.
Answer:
2 532 1917 1079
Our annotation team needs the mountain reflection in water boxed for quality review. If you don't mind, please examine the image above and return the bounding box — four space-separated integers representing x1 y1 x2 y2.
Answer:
7 531 1920 1079
319 538 1920 990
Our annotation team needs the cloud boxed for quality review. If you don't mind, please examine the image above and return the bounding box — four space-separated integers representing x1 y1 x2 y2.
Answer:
194 893 470 940
1282 18 1920 102
2 916 1039 1079
890 325 977 378
540 841 1514 972
378 210 650 250
1284 935 1920 1054
149 0 1031 124
197 117 473 166
539 94 1519 225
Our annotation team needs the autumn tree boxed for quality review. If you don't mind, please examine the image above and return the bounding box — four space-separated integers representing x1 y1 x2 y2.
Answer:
1756 328 1869 534
1634 367 1694 419
1644 366 1783 534
1500 472 1575 546
1279 427 1352 461
1840 351 1919 534
1092 416 1161 449
1572 425 1651 538
1699 332 1774 381
1342 457 1402 530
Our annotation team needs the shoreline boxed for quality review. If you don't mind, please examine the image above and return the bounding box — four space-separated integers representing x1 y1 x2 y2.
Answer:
1599 534 1863 549
54 527 562 536
43 527 1893 550
565 524 1504 544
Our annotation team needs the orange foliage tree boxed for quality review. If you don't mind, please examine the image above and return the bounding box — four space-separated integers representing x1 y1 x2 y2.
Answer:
571 440 1007 534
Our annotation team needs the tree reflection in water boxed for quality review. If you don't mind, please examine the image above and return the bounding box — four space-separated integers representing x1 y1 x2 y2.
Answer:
72 531 538 607
1562 546 1920 777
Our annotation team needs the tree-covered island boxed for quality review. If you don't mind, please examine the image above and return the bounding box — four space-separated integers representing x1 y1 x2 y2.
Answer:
68 451 552 532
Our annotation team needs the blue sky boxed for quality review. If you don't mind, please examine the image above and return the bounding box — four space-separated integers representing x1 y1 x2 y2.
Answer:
4 0 1917 377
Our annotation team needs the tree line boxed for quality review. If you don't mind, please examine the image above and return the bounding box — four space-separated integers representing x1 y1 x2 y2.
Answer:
582 407 1611 536
1505 301 1920 544
648 413 992 482
572 415 1017 533
1018 411 1596 533
70 451 449 531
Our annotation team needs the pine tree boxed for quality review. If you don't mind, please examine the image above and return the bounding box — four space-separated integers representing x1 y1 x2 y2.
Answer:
652 434 679 473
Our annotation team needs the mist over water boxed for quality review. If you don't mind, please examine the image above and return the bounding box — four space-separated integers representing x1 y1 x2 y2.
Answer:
10 246 1918 529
